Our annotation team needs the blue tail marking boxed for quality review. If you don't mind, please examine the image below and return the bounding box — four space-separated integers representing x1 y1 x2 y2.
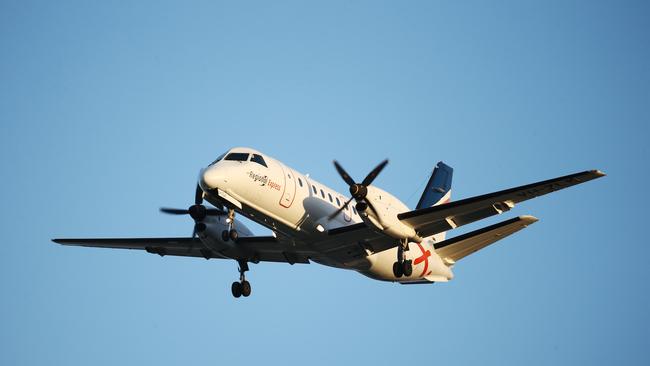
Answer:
416 162 453 209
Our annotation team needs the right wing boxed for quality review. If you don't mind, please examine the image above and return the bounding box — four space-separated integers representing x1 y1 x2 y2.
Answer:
52 236 312 264
435 215 538 263
52 237 221 258
398 169 604 237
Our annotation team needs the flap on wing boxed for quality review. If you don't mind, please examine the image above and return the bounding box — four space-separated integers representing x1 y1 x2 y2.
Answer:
435 215 538 263
398 169 604 237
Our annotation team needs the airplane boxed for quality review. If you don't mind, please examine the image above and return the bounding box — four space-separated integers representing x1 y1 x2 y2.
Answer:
53 147 605 298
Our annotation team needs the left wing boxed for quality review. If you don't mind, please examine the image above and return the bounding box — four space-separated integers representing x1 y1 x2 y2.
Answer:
52 236 312 264
398 169 604 238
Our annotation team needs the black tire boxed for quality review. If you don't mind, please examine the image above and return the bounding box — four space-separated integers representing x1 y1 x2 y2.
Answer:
231 281 242 298
392 261 403 278
229 229 239 241
241 280 251 297
402 260 413 277
222 230 230 242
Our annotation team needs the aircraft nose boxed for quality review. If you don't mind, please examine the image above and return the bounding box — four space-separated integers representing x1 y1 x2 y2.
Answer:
199 166 227 191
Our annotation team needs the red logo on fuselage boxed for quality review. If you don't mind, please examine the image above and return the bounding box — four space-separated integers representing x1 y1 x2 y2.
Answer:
413 243 432 277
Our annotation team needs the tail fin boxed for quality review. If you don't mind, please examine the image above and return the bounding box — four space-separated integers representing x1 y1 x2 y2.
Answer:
417 162 453 242
416 162 453 209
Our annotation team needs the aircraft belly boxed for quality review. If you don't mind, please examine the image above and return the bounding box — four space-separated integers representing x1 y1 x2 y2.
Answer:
361 241 453 282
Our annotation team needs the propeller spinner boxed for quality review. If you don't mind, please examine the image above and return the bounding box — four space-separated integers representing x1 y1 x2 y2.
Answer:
160 184 226 237
328 159 388 220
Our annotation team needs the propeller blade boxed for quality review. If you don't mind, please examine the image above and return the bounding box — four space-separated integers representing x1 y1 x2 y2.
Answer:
333 160 356 186
160 207 189 215
361 159 388 186
195 184 203 205
327 196 354 221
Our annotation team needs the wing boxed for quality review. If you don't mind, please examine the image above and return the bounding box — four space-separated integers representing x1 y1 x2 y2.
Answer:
234 236 312 264
398 169 604 237
435 215 538 263
301 223 396 268
52 236 312 264
52 237 221 258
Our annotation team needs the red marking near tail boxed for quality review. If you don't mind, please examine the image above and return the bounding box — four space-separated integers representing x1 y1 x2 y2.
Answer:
414 243 432 277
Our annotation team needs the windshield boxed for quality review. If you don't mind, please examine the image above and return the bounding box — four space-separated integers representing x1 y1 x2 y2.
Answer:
209 152 226 166
250 154 267 167
224 152 250 161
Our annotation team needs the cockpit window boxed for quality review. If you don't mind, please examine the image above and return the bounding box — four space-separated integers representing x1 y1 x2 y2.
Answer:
224 152 250 161
209 152 226 166
250 154 267 167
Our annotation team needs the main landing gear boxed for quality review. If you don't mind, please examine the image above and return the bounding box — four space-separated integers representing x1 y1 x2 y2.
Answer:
221 208 239 242
392 241 413 278
231 260 251 298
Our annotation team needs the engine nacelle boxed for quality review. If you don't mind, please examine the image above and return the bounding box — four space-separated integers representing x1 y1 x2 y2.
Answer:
196 215 253 252
362 186 420 241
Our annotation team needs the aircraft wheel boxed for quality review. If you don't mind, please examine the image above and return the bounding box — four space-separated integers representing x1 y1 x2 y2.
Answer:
241 280 251 297
402 260 413 277
222 230 230 242
229 229 239 241
231 281 242 298
392 261 403 278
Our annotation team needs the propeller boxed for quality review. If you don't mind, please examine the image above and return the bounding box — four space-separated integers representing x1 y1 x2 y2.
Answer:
160 184 226 237
328 159 388 220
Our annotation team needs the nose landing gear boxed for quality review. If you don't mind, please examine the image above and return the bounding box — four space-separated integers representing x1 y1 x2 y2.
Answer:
221 208 239 242
392 241 413 278
231 260 252 298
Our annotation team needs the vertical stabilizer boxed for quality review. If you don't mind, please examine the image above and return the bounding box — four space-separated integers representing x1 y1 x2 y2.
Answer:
417 162 453 243
416 162 453 209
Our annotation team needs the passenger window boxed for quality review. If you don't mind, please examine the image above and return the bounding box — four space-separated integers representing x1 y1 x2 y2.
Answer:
320 189 325 199
336 197 340 206
225 152 250 161
352 206 357 215
328 193 333 202
250 154 267 167
312 185 317 194
298 178 303 187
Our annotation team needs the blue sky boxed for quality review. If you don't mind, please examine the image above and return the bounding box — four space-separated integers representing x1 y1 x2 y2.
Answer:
1 1 648 365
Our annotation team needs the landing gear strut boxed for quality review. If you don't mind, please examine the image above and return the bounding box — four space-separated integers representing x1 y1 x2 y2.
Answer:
221 208 238 242
231 260 251 298
393 240 412 278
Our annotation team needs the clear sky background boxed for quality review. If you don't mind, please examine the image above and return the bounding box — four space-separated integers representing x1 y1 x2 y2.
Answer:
1 1 648 365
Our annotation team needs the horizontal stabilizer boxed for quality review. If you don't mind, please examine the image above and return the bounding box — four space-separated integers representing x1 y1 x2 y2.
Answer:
435 215 538 263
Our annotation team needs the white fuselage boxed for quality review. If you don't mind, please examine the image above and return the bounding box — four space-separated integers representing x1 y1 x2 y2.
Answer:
199 147 453 283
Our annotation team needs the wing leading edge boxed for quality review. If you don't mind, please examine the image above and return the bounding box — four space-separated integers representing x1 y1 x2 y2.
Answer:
398 169 604 237
52 236 312 264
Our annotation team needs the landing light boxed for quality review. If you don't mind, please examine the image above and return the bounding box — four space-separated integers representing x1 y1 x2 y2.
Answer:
316 224 325 233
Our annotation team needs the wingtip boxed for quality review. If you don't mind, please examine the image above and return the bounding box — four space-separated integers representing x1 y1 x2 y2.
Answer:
592 169 606 177
519 215 539 224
